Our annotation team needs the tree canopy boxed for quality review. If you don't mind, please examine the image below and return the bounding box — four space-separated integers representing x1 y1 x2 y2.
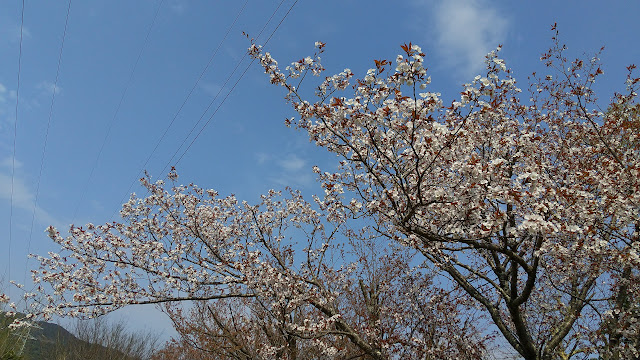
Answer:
3 27 639 359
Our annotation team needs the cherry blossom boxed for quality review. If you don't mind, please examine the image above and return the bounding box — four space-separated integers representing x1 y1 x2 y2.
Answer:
249 25 639 359
24 174 486 359
7 26 639 360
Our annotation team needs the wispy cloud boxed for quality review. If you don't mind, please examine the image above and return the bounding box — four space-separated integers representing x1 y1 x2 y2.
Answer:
0 82 16 141
256 152 270 165
416 0 509 79
0 80 61 139
0 21 31 43
0 83 7 103
0 158 62 230
0 82 45 148
0 82 15 108
256 152 314 188
0 157 22 169
278 154 306 172
169 0 187 14
37 81 62 96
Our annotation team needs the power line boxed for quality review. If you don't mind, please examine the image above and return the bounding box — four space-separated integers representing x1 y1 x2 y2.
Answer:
8 0 26 286
25 0 73 283
171 0 299 167
109 0 297 221
155 0 288 176
110 0 249 220
161 0 298 176
72 0 165 223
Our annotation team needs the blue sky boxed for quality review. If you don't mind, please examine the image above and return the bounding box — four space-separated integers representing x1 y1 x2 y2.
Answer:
1 0 640 338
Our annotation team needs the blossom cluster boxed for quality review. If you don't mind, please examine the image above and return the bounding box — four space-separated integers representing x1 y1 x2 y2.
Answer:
9 34 639 359
250 36 640 359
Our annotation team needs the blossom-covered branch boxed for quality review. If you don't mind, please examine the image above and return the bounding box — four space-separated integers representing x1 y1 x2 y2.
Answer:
250 29 639 359
29 172 487 359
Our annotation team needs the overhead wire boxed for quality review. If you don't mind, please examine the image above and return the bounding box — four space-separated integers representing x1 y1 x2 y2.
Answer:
160 0 298 176
72 0 165 223
24 0 73 283
174 0 299 168
109 0 298 222
110 0 249 220
8 0 26 286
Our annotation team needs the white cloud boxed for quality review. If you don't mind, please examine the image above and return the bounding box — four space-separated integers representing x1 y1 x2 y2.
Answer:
256 152 270 165
0 82 11 107
0 156 22 169
419 0 508 79
169 0 187 14
0 22 31 43
37 81 62 96
278 154 306 172
0 170 61 230
256 152 313 188
272 154 312 187
0 83 15 139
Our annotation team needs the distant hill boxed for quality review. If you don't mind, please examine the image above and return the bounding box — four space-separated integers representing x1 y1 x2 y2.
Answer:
2 313 147 360
1 312 78 360
22 320 79 360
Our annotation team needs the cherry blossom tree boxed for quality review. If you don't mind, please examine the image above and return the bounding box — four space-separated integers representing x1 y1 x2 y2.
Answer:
152 238 488 360
246 25 639 359
27 172 488 359
12 25 639 359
